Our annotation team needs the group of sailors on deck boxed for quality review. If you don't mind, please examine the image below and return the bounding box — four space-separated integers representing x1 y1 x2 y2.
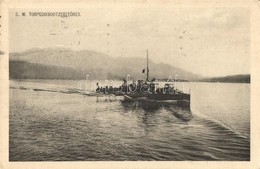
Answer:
96 78 179 94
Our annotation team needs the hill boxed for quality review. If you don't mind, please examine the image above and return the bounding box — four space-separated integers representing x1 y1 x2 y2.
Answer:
199 74 250 83
9 60 85 79
9 48 202 80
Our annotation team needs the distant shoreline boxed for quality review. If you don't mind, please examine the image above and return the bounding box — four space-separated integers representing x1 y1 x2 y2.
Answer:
10 77 250 84
197 74 250 84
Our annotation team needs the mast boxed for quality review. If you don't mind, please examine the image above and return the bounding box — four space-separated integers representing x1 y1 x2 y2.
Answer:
146 50 149 81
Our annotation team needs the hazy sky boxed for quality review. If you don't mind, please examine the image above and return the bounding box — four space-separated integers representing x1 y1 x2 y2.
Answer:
9 7 250 77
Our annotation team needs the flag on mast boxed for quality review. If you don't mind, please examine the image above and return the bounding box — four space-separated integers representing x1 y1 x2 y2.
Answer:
142 69 145 73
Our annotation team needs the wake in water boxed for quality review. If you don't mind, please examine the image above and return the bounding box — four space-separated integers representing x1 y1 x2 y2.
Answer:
192 110 249 139
10 85 100 96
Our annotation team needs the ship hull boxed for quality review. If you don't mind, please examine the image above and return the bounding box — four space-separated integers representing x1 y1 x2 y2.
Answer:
113 92 190 101
112 91 191 109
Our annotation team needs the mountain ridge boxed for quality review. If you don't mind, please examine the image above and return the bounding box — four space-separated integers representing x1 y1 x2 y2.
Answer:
9 48 203 80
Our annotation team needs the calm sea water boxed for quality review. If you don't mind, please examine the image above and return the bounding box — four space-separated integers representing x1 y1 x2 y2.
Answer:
9 80 250 161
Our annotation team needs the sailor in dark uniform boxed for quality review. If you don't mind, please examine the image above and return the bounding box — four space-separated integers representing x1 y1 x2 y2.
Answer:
96 83 100 92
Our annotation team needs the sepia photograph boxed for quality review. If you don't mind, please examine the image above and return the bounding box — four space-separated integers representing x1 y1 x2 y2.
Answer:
1 1 259 168
8 6 251 161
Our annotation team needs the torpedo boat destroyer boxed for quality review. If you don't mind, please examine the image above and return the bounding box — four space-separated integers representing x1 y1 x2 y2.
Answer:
96 50 191 109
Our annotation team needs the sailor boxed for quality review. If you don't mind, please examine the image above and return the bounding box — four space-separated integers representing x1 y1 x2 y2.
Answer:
96 83 100 92
122 79 127 93
133 80 137 89
150 78 156 93
105 86 109 94
129 80 137 92
137 80 144 92
109 86 113 92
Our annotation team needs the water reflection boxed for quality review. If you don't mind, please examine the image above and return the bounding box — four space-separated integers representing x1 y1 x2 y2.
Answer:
121 99 161 112
164 106 193 122
120 99 193 122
